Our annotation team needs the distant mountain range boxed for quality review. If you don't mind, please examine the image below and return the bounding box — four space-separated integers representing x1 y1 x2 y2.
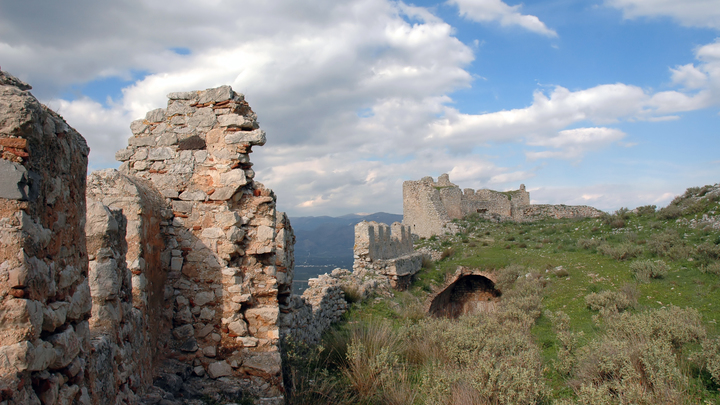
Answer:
290 212 403 265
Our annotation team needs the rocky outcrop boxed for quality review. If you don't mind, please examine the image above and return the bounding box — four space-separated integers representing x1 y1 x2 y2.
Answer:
0 70 91 404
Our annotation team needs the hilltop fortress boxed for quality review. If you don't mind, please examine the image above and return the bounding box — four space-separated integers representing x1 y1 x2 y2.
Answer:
403 174 604 238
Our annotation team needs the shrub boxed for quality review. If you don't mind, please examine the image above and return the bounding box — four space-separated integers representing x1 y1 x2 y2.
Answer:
636 204 657 216
577 238 601 250
630 259 669 282
597 242 642 261
421 255 433 269
440 247 455 260
341 284 363 304
585 290 632 314
658 204 682 219
570 307 706 404
700 262 720 276
693 337 720 386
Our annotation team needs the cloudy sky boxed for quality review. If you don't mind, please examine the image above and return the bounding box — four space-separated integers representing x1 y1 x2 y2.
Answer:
1 0 719 216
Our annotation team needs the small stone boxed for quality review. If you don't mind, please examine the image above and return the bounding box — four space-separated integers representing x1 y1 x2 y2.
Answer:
202 346 217 357
193 365 205 376
179 190 206 201
224 129 266 146
145 108 166 123
207 360 233 379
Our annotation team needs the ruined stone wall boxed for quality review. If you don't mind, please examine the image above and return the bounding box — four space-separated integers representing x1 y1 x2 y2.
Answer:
0 71 92 404
283 270 347 345
112 86 294 402
402 176 453 238
519 204 603 221
404 174 602 237
353 221 422 289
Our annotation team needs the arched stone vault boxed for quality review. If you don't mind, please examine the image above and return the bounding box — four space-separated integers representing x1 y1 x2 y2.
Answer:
426 267 501 318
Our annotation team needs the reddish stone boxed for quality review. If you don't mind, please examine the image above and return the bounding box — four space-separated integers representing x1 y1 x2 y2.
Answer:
0 138 27 149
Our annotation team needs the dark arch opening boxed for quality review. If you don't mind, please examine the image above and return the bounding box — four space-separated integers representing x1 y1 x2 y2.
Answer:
428 275 501 318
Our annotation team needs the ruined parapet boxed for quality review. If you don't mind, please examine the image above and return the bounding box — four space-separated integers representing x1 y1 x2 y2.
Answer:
353 221 423 289
0 71 91 404
112 86 294 402
427 267 500 318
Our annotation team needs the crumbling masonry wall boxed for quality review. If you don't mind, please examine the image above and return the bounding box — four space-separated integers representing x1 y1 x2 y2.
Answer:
353 221 423 289
113 85 295 402
0 71 92 405
404 173 603 238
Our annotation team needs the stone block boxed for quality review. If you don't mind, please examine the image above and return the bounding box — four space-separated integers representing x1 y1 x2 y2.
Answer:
207 360 233 379
198 86 233 104
0 158 33 200
224 129 266 146
170 257 183 272
179 190 206 201
148 147 175 161
47 326 81 369
219 169 247 187
145 108 166 123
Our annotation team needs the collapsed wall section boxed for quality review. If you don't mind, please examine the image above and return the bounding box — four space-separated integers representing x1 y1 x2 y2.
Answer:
353 221 423 289
0 71 91 404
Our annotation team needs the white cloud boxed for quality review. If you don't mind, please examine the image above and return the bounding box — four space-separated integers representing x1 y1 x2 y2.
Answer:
526 127 626 161
448 0 557 37
606 0 720 29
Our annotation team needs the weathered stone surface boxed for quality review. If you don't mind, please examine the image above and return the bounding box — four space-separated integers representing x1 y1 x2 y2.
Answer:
145 108 165 123
207 360 233 378
197 85 233 104
224 129 266 146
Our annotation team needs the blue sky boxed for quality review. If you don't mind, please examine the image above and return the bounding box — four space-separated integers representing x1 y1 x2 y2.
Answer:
1 0 718 216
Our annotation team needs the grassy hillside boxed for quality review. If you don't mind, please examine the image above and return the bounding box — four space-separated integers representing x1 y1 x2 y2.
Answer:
284 184 720 404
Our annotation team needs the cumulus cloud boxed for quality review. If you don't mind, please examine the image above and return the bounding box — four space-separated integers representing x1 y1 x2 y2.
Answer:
2 0 719 216
448 0 557 37
525 127 626 161
606 0 720 29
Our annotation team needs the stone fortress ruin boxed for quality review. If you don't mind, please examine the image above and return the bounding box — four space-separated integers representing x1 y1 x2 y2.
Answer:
0 70 357 405
403 173 604 238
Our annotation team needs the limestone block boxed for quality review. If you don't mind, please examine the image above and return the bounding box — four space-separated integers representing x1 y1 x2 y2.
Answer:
243 352 281 375
130 119 148 135
194 291 215 306
66 281 91 321
187 108 217 128
0 158 32 200
128 136 156 147
228 320 248 336
224 129 266 146
148 147 175 161
202 346 217 357
256 225 274 242
167 100 194 116
198 86 233 104
0 341 32 374
215 211 241 228
197 324 214 338
47 326 80 369
57 384 80 405
217 114 247 128
42 302 69 332
201 227 225 239
157 132 178 146
207 360 233 379
194 365 206 376
145 108 166 123
199 308 215 321
209 187 237 201
170 257 183 272
179 189 206 201
0 298 44 342
219 169 247 188
245 307 279 327
167 91 196 100
29 339 56 371
238 336 258 347
172 324 194 341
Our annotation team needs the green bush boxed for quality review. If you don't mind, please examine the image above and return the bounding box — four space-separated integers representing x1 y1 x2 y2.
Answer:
570 307 706 404
597 242 643 261
636 204 657 216
577 238 601 250
630 259 669 282
658 204 682 220
585 290 632 313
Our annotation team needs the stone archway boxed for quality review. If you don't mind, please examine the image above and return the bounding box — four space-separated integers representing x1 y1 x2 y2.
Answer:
427 267 501 318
